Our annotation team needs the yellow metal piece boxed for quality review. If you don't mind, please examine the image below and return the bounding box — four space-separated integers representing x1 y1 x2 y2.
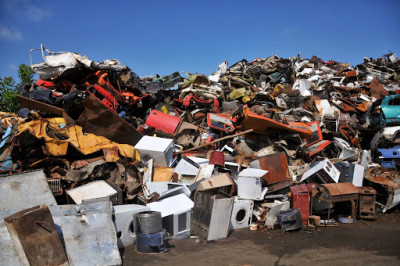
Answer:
0 112 22 128
242 95 251 103
271 84 284 98
16 118 135 160
152 167 173 182
228 87 247 100
161 105 169 114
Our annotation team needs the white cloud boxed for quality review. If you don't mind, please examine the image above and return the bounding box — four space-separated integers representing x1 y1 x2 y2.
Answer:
1 0 52 22
23 4 52 22
0 26 22 41
7 64 19 71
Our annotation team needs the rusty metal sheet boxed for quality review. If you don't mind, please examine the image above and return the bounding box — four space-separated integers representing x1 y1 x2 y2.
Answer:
17 95 65 116
339 124 359 147
250 152 291 184
305 183 317 192
370 78 389 100
365 176 400 212
311 183 358 221
345 70 358 77
241 107 312 138
358 187 376 219
266 180 297 194
358 186 377 195
77 95 142 146
367 176 399 189
290 183 309 195
4 205 68 266
356 101 370 113
321 183 359 196
332 99 358 113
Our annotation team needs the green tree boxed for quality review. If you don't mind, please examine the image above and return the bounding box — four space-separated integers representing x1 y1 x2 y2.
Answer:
17 63 35 86
0 75 19 113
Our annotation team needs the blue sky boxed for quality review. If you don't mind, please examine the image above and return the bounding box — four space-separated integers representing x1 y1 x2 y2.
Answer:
0 0 399 83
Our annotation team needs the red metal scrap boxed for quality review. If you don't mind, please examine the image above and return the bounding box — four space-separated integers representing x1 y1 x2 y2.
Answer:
145 110 181 135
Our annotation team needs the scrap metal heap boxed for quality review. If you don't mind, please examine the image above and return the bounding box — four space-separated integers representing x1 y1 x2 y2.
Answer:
1 45 400 263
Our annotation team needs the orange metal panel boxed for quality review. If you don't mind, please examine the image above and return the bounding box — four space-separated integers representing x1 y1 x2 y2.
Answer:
242 107 312 138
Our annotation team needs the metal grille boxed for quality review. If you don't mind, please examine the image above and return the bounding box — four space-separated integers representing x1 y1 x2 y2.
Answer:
48 178 61 195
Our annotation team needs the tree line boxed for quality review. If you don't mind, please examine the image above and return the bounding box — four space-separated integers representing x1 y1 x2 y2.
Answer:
0 64 35 113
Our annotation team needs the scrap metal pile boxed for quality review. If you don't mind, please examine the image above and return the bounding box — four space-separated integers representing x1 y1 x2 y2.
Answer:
1 45 400 263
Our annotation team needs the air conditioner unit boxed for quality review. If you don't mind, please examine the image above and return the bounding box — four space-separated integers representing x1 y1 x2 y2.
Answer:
162 209 191 239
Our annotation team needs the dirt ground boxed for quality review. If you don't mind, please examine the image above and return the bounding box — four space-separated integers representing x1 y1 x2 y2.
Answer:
122 210 400 266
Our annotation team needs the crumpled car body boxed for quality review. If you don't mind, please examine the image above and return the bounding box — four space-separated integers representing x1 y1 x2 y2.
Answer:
381 95 400 126
367 94 400 129
30 44 126 81
30 45 92 80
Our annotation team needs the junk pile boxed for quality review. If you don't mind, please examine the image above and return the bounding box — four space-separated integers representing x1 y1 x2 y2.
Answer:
1 44 400 263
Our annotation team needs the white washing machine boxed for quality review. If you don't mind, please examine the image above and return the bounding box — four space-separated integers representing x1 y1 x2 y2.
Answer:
230 196 254 230
113 204 150 248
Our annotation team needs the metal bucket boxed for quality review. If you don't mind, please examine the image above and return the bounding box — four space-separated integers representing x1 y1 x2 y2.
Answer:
134 211 162 234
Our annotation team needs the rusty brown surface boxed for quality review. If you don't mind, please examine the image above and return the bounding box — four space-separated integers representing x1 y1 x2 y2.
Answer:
266 180 297 194
290 184 310 195
369 78 389 100
356 101 370 113
77 95 142 146
4 205 68 266
367 176 399 189
255 152 291 184
345 70 358 77
339 124 360 147
18 95 65 116
321 183 359 196
357 186 377 195
358 186 377 219
333 99 357 113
